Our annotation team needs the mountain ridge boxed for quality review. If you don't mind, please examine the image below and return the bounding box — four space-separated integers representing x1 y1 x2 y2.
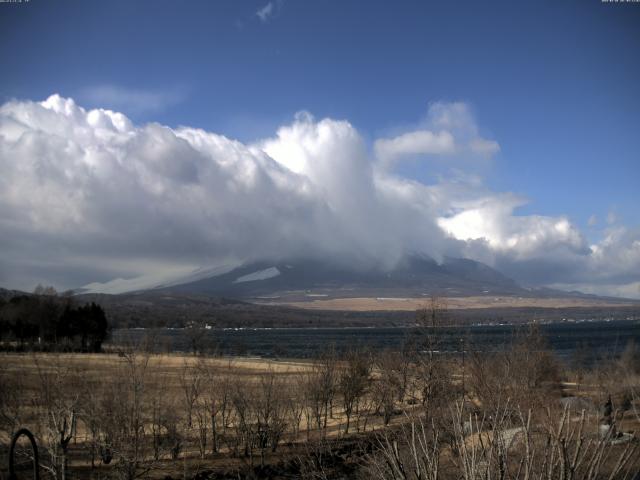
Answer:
147 255 632 304
9 253 636 305
151 255 525 299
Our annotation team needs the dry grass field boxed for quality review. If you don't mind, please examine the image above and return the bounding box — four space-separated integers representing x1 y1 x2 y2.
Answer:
266 295 640 311
0 350 433 479
1 337 639 480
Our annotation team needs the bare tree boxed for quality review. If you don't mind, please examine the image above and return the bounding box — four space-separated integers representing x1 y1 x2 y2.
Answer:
305 350 338 435
413 353 452 414
230 377 255 462
183 358 209 458
468 325 561 415
102 349 152 480
194 393 210 459
368 401 638 480
416 295 448 330
255 369 288 465
375 351 407 426
338 350 371 434
287 378 306 440
33 355 80 480
367 419 439 480
179 359 203 429
79 373 107 469
412 295 456 413
148 363 182 461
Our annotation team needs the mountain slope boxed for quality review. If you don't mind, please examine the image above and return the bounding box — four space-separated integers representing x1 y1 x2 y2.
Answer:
158 255 526 299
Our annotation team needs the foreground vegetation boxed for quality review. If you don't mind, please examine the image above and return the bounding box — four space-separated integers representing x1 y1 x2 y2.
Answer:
1 318 640 480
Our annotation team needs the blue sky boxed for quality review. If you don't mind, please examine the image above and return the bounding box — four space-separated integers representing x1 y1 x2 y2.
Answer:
0 0 639 295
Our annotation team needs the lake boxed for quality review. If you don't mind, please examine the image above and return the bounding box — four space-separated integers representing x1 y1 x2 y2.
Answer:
109 319 640 361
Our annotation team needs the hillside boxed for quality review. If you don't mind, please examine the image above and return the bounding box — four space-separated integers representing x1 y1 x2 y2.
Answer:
142 255 527 299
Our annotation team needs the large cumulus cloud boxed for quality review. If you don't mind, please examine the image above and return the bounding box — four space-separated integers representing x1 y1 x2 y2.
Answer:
0 95 638 298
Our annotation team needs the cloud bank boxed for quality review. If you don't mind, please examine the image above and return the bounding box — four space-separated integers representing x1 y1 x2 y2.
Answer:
0 95 638 297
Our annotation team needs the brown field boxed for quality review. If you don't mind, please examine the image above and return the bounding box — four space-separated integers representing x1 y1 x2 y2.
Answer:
0 351 429 479
0 352 420 439
262 295 639 311
1 341 639 480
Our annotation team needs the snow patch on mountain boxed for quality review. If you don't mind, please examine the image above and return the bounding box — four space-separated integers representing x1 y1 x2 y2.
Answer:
80 272 186 295
162 263 240 288
80 262 241 294
233 267 281 284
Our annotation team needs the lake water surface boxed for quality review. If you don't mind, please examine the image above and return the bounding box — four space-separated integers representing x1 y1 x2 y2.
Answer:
110 319 640 360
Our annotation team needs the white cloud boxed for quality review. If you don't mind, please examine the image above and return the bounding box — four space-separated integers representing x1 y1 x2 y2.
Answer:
437 194 587 258
256 1 283 23
588 227 640 283
0 95 452 290
374 102 500 166
0 94 638 298
470 138 500 157
256 3 274 22
375 130 456 162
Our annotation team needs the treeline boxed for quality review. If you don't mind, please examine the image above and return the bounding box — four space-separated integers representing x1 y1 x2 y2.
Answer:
0 285 109 352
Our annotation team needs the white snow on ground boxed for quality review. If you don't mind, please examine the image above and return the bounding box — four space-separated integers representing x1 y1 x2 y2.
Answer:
234 267 281 283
